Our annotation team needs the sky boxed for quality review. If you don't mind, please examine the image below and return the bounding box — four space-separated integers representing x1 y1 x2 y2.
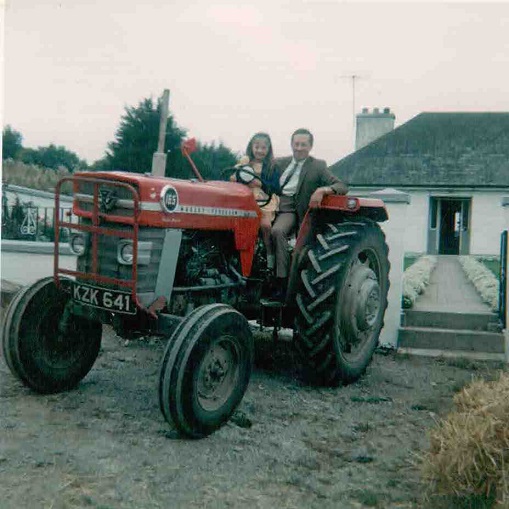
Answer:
2 1 509 168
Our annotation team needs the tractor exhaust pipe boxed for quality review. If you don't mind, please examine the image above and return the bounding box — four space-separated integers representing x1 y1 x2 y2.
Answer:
152 89 170 177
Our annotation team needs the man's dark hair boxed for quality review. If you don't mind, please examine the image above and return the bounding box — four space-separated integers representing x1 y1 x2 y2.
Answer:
291 128 314 146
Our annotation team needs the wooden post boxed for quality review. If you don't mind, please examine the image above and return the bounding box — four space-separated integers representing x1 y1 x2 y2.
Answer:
152 89 170 177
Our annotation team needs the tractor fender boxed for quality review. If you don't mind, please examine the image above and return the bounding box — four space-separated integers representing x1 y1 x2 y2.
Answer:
286 195 388 304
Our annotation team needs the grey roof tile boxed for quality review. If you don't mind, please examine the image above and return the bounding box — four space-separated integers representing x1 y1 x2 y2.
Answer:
330 112 509 187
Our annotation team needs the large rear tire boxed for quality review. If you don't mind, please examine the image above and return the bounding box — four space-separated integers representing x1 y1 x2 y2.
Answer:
1 277 102 393
159 303 254 439
294 219 390 386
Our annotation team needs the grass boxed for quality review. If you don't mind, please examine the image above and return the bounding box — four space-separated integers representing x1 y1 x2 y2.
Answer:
404 253 422 271
440 357 485 371
440 357 506 373
477 257 501 280
353 489 384 507
424 493 496 509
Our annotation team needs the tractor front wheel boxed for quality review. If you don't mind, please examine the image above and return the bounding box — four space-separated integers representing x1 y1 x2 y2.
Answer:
294 219 390 386
159 303 254 438
1 277 102 393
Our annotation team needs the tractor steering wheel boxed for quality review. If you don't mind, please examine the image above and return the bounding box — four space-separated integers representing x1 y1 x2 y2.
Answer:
223 166 274 208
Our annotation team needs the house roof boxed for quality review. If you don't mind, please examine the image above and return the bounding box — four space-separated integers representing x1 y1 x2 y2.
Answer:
329 112 509 188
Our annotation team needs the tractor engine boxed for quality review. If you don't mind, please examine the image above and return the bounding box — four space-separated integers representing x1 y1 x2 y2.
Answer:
164 230 244 315
57 171 262 336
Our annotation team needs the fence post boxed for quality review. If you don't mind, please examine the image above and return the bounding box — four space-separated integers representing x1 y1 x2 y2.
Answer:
504 230 509 365
369 188 411 349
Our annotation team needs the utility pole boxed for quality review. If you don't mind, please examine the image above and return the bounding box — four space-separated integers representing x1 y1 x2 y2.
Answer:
152 89 170 177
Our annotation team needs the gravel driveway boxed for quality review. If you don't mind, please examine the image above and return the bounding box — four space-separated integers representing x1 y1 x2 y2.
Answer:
0 325 503 509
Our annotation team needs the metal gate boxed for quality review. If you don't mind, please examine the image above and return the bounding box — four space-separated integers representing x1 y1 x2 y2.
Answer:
499 230 508 328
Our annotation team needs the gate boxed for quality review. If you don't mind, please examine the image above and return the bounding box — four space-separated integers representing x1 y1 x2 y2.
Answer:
3 203 74 241
499 230 508 328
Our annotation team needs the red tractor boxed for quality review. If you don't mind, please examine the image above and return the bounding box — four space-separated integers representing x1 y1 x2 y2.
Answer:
2 142 390 438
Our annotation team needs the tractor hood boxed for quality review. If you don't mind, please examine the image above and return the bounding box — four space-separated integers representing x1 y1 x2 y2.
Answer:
70 171 261 275
72 171 261 225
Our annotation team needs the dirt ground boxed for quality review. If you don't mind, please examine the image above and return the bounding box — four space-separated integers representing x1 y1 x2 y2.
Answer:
0 324 505 509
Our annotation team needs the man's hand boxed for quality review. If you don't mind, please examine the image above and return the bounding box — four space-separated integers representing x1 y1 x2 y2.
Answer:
309 186 333 208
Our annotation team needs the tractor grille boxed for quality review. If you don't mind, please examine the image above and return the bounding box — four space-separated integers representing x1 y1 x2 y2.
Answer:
76 220 165 294
74 180 140 218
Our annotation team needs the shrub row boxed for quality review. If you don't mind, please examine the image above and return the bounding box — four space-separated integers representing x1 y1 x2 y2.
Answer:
2 159 73 194
402 255 437 309
458 256 499 311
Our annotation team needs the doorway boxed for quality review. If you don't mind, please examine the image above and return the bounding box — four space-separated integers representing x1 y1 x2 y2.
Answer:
427 197 471 255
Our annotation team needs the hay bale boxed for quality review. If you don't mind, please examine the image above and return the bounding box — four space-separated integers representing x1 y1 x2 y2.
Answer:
422 373 509 505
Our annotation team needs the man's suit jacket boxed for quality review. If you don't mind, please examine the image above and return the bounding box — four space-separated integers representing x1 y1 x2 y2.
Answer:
274 156 348 223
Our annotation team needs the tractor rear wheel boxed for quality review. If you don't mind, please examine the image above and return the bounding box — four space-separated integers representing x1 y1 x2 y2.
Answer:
159 303 254 438
1 277 102 393
294 219 390 386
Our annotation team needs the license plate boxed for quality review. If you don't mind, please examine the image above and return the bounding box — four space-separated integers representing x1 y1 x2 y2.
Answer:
72 282 136 315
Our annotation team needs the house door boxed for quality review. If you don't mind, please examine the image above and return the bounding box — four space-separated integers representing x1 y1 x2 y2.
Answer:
439 200 461 254
427 197 471 255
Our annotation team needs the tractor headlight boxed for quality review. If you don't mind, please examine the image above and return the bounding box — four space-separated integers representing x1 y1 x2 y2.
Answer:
69 233 88 256
117 240 153 265
118 241 134 264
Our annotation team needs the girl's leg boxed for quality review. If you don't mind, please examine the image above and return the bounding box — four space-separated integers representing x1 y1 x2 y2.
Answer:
260 213 275 270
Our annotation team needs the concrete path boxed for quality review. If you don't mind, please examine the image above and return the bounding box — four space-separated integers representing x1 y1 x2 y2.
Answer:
413 255 492 314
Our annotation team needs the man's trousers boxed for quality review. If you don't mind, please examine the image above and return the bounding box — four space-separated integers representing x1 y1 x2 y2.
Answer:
270 195 297 278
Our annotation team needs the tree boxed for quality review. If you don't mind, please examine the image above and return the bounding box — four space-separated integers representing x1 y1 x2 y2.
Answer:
99 95 239 180
105 97 187 175
2 125 23 160
187 141 239 181
20 144 82 172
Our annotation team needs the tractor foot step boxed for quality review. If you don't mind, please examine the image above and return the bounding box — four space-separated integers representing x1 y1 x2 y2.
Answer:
259 299 284 339
260 298 285 308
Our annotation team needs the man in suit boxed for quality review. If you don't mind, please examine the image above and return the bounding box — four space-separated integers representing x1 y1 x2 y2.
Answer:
269 128 348 300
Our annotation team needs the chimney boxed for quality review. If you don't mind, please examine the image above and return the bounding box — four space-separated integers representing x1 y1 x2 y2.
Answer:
355 107 395 150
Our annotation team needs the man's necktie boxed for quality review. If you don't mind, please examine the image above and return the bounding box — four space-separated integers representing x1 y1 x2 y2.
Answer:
280 161 300 190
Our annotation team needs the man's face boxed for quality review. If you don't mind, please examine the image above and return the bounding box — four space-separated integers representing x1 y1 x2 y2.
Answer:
291 134 312 161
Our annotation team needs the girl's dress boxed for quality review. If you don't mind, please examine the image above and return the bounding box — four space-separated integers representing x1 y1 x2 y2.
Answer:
244 161 279 224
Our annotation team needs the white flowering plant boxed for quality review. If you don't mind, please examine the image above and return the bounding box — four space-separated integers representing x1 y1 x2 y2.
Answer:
402 255 438 309
458 256 499 311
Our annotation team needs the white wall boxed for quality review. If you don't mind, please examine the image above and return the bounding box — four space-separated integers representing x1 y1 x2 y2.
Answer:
4 185 72 210
396 189 506 256
470 192 508 255
369 189 410 348
401 191 429 253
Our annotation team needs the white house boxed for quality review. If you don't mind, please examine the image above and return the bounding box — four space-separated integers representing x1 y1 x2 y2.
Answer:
330 112 509 256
